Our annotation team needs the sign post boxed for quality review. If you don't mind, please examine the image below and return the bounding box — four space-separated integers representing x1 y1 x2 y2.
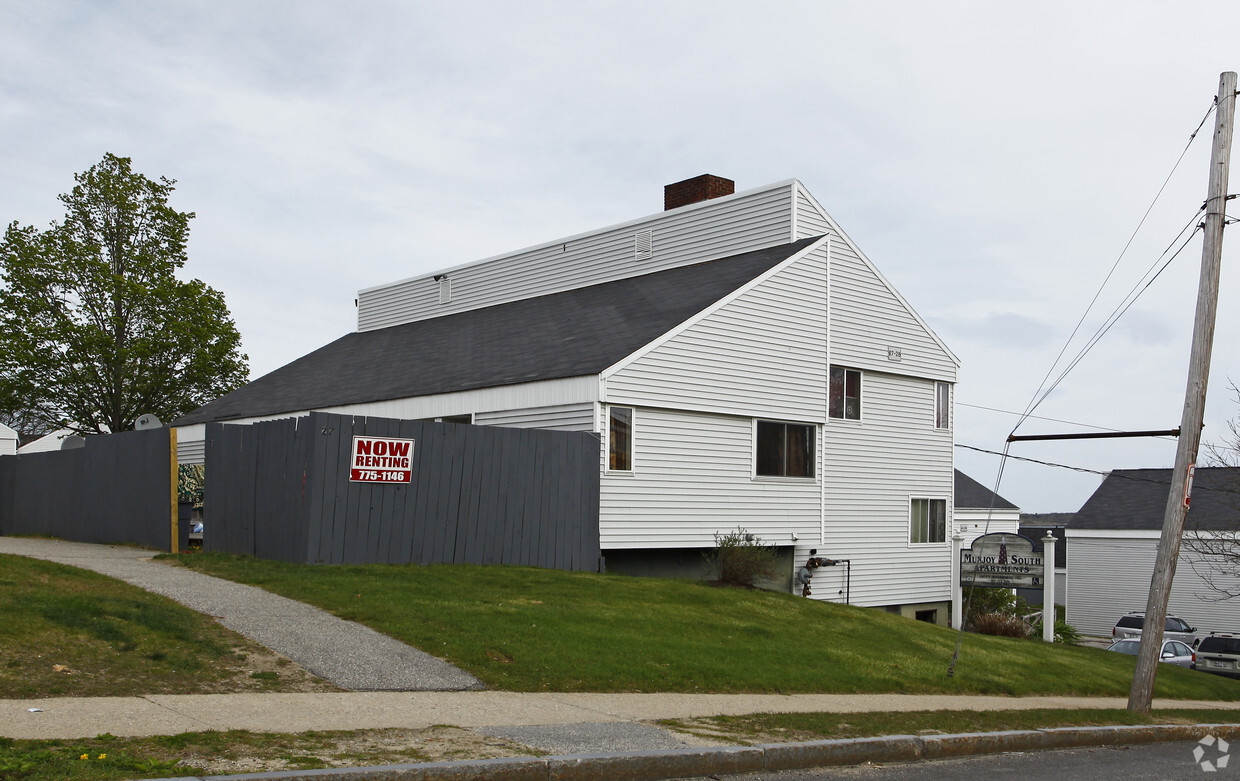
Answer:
1042 533 1057 643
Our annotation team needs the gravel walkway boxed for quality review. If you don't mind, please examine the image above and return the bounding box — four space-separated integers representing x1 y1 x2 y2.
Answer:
0 537 482 692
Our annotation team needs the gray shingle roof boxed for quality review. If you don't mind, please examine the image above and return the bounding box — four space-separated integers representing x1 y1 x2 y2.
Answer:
1069 467 1240 531
176 237 821 426
954 469 1019 510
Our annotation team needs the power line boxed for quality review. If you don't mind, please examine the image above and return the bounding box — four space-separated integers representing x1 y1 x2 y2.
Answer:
1012 98 1218 436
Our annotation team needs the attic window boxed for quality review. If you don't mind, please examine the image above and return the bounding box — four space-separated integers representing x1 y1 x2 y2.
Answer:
437 276 452 304
634 229 653 261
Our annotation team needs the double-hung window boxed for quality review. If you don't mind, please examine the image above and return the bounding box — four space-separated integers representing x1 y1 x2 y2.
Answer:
829 367 861 420
756 420 815 478
910 498 947 544
609 406 633 471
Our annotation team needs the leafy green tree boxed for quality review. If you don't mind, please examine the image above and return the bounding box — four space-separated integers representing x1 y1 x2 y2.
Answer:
0 153 248 435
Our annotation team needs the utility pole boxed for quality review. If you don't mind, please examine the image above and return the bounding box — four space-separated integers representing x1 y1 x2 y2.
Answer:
1129 71 1236 714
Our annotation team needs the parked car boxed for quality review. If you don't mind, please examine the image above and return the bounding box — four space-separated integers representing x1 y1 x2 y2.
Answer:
1112 612 1199 646
1194 633 1240 678
1107 638 1196 668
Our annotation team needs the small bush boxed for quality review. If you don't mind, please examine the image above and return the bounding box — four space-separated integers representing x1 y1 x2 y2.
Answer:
1030 607 1081 645
704 527 779 588
963 586 1020 617
970 612 1031 637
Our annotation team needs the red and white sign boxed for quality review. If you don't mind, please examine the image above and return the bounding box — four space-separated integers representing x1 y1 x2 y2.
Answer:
350 436 415 483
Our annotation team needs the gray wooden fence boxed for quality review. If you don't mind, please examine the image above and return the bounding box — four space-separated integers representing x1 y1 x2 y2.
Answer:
204 411 601 570
0 428 173 549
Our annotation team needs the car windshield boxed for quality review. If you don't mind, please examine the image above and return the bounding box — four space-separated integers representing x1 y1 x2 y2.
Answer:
1110 641 1140 655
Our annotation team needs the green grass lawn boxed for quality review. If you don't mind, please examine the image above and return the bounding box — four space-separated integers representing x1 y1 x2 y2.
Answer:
166 552 1240 699
0 554 333 698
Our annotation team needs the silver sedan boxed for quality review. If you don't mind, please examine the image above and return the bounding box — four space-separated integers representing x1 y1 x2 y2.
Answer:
1107 638 1196 668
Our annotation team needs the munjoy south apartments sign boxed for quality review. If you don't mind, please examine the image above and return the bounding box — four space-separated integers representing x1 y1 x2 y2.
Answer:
960 532 1045 589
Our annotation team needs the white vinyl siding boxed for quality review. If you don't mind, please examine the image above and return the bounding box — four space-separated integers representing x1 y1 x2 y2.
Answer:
1066 533 1240 637
830 239 957 382
474 402 596 432
819 371 956 608
599 407 820 549
176 437 206 466
200 376 598 429
357 182 797 332
604 241 829 421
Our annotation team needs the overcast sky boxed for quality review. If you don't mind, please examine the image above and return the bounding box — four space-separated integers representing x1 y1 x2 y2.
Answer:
3 1 1238 513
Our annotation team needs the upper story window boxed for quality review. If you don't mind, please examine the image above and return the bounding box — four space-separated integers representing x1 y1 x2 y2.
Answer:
910 498 947 544
609 406 633 471
829 367 861 420
935 382 950 429
756 420 815 478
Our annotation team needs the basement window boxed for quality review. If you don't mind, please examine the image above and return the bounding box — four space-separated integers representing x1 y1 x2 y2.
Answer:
755 420 815 478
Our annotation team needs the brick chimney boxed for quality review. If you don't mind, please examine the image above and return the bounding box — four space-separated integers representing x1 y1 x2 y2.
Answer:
664 174 735 211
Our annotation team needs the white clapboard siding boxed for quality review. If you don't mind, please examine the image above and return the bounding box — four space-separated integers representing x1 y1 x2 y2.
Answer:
599 407 821 550
175 426 206 465
954 510 1021 548
791 182 958 383
830 239 957 382
819 371 956 608
356 182 797 331
1066 532 1240 637
603 240 829 421
475 402 597 432
192 376 598 429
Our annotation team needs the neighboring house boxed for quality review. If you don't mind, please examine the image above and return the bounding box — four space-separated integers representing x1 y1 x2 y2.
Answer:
0 423 16 456
1066 467 1240 637
17 428 75 454
174 175 960 620
953 469 1020 545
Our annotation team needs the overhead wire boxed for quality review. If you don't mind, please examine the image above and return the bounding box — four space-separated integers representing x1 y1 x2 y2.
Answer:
946 95 1219 677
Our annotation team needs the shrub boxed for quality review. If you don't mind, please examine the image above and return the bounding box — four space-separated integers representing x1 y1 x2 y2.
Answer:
962 586 1020 617
970 612 1031 638
704 527 779 588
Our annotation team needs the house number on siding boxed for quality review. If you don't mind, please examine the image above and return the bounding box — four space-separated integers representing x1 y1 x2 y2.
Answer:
887 347 902 361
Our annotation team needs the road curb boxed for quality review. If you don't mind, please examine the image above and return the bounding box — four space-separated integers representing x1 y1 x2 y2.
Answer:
162 723 1240 781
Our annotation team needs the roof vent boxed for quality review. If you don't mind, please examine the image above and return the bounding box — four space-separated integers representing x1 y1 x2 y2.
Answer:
664 174 735 211
634 229 653 261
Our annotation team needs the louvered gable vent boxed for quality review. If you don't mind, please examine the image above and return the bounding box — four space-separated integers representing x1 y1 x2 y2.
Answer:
634 229 653 261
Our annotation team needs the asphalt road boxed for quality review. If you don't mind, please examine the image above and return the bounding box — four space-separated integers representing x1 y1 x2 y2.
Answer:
681 740 1236 780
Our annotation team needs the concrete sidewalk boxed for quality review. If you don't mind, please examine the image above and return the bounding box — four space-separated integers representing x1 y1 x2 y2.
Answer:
0 537 481 692
3 691 1236 740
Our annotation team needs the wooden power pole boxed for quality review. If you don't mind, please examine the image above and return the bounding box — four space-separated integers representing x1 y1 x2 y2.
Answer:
1129 71 1236 714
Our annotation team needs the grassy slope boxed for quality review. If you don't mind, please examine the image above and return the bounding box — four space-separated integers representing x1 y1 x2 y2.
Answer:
0 554 327 698
168 553 1240 699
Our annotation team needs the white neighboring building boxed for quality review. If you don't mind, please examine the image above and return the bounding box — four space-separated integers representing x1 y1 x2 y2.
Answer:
175 175 960 620
16 428 74 454
1067 467 1240 638
953 469 1020 545
0 423 16 456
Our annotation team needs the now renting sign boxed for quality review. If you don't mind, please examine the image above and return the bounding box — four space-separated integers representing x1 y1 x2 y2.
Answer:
350 435 415 484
